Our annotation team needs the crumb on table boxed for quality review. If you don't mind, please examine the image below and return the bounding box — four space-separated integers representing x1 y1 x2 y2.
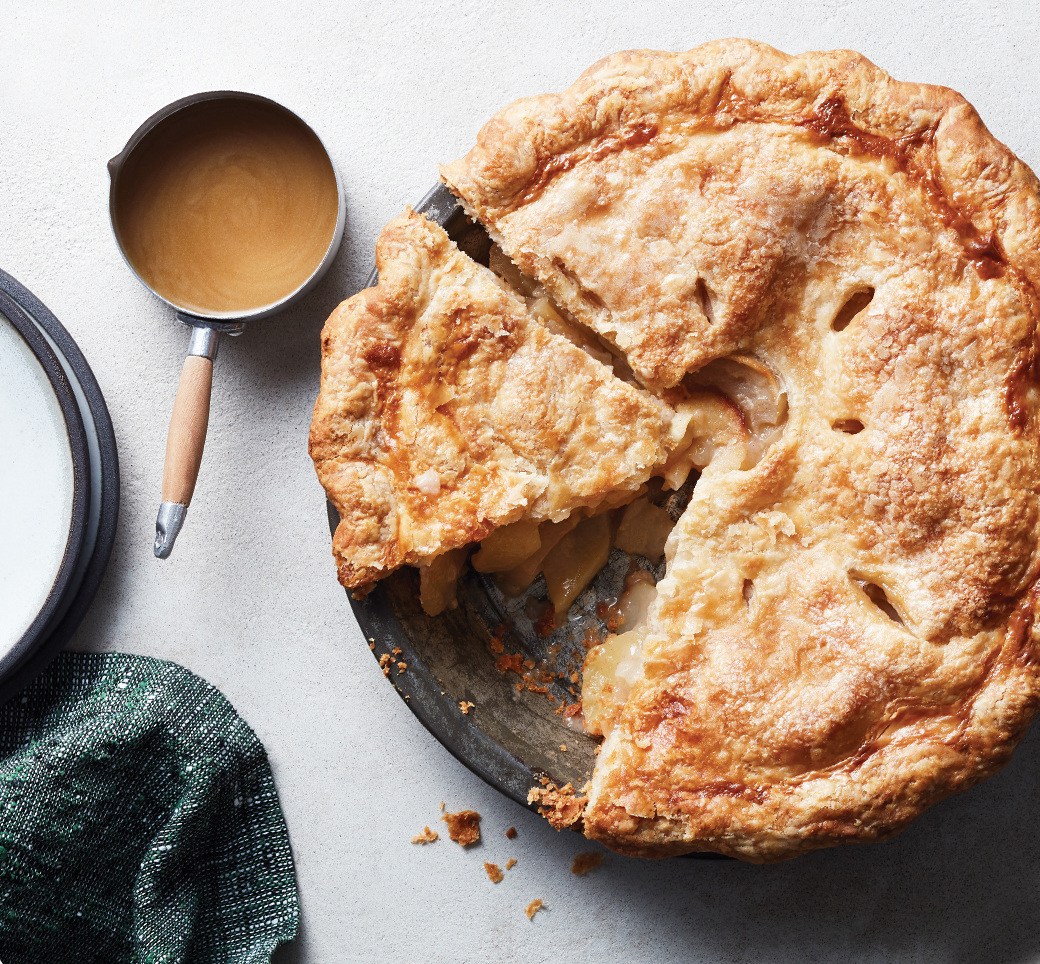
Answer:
484 861 504 883
526 899 544 921
571 852 604 875
459 701 475 715
506 827 517 840
410 826 439 845
441 809 481 846
506 858 517 870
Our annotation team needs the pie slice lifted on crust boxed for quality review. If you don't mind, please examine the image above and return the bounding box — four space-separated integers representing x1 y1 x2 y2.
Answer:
309 209 668 594
442 40 1040 861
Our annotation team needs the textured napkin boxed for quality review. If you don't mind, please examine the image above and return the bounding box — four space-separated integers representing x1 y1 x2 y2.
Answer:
0 652 298 964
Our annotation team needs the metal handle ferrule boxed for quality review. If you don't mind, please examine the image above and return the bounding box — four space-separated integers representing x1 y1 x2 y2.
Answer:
188 325 220 360
154 501 188 559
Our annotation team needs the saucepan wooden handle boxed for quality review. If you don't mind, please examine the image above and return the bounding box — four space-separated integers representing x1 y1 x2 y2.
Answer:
162 353 212 504
154 326 222 559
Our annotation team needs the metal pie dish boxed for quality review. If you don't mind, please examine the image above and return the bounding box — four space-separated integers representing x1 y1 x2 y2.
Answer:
0 270 119 703
330 184 724 857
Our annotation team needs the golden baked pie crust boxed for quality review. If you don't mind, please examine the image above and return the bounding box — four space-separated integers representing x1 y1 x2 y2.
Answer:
312 40 1040 862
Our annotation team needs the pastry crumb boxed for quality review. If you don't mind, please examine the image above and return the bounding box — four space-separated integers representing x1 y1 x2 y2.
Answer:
506 858 517 870
560 744 567 751
489 624 508 654
495 653 524 675
528 783 587 830
484 861 504 883
440 801 445 810
506 827 517 839
459 701 475 715
368 642 375 650
411 826 439 845
571 852 604 875
525 899 545 920
441 809 481 846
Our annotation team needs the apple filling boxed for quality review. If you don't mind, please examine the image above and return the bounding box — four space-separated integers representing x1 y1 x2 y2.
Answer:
581 571 657 737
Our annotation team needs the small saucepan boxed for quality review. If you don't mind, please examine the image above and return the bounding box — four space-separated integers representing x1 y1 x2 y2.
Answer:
108 90 346 558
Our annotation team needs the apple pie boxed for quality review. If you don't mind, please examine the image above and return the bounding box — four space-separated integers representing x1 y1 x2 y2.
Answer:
312 40 1040 862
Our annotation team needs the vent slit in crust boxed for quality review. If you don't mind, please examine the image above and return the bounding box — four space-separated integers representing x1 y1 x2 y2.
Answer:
832 288 875 331
852 574 908 627
695 277 717 326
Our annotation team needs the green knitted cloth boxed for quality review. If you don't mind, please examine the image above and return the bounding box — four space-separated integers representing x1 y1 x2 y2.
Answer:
0 652 299 964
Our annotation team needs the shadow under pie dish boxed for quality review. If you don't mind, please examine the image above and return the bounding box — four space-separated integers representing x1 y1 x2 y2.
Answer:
311 40 1040 863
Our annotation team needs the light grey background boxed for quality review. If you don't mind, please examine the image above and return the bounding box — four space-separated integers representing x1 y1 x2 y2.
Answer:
2 2 1039 961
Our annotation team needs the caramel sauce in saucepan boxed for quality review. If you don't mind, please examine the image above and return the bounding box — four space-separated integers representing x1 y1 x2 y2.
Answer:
112 99 338 315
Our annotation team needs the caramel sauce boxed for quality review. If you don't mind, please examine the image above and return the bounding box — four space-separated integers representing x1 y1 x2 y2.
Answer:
113 99 338 315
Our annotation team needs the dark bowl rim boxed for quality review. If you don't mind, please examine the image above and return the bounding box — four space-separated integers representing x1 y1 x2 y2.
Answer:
0 287 91 674
0 269 120 703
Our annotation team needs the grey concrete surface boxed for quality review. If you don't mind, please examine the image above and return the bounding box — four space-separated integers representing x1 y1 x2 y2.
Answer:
2 2 1040 961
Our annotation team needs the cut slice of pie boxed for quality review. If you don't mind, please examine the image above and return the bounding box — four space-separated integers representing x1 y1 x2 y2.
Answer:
309 209 671 596
438 41 1040 861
